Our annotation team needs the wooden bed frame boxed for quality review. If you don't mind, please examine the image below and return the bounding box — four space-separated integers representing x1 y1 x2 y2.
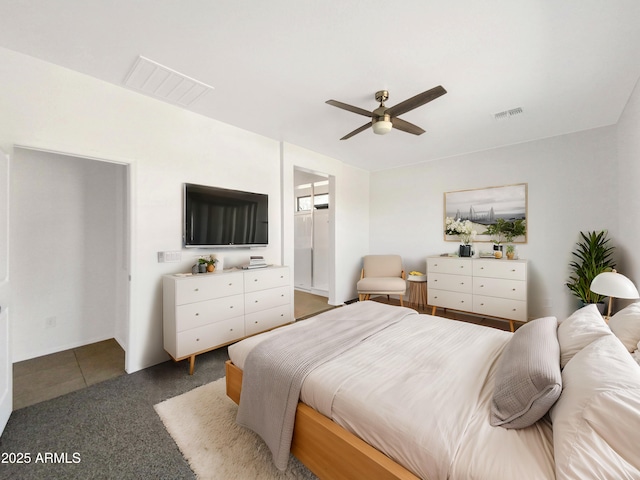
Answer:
225 360 419 480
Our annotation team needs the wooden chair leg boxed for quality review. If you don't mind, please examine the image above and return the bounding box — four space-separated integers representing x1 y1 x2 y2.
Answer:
399 295 403 307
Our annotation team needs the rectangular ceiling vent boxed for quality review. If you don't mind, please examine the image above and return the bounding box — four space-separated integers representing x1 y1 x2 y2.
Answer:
124 56 213 106
494 107 524 121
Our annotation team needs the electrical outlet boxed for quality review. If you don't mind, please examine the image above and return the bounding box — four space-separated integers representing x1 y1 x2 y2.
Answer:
45 316 57 328
158 251 182 263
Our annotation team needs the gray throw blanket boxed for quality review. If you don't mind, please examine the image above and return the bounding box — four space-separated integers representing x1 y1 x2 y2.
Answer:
236 301 418 471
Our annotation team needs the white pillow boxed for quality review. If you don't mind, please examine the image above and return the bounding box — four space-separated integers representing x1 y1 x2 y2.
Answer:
557 304 611 368
608 301 640 352
550 335 640 479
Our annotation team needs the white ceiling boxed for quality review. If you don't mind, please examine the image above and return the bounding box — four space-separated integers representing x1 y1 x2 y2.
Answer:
1 1 639 171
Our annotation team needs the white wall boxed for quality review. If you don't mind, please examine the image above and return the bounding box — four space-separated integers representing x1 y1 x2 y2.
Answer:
616 77 640 298
10 149 125 361
282 143 370 305
370 126 618 320
0 47 283 371
0 47 368 372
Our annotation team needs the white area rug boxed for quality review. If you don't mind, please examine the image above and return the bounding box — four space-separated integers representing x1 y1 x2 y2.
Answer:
154 378 317 480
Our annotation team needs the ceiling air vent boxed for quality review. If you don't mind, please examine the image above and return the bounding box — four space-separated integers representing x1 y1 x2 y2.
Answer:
493 107 523 121
124 56 213 106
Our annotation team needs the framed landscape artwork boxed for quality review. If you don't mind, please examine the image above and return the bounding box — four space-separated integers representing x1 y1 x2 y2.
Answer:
444 183 527 243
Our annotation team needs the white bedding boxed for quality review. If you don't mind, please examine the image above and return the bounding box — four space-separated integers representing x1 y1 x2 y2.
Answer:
228 302 555 479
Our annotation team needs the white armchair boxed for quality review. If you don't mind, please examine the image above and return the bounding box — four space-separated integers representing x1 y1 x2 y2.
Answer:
356 255 406 306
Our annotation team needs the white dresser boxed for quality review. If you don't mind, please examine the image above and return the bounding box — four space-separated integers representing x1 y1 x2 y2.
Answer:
163 265 291 374
427 256 527 331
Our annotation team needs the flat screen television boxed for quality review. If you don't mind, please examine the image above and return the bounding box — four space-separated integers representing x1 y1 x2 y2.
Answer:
183 183 268 247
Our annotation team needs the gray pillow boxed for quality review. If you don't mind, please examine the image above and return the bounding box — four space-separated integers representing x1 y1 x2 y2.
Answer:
491 316 562 429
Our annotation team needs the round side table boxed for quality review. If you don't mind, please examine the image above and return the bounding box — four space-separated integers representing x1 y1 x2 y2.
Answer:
407 275 427 309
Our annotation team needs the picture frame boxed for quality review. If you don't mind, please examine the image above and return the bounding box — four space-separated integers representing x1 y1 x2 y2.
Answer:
444 183 527 243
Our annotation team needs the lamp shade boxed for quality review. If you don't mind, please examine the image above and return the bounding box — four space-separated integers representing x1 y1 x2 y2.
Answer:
590 271 640 299
372 117 392 135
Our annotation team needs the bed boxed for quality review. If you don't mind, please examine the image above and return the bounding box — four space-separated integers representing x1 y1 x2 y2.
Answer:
225 300 640 480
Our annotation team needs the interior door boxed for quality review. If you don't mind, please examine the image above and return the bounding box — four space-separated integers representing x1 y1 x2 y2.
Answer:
0 149 11 435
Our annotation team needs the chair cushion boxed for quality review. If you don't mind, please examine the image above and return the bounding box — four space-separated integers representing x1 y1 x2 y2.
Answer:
363 255 403 277
490 316 562 429
356 277 406 294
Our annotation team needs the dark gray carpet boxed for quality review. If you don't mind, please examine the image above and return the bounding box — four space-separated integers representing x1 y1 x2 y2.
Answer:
0 348 230 480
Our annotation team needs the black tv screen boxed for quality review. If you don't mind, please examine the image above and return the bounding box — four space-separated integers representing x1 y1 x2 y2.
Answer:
183 183 268 247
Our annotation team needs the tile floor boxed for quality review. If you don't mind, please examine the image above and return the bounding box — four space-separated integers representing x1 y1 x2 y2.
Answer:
13 338 125 410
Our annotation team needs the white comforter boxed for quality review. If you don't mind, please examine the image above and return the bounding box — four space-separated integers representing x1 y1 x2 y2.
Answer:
229 302 555 480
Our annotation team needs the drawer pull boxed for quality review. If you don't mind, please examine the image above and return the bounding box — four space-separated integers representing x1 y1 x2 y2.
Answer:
194 288 199 292
254 279 258 282
512 308 517 311
229 305 234 309
254 321 258 324
254 300 259 303
281 294 284 297
280 313 284 317
460 282 464 285
511 269 516 272
460 300 465 303
195 313 199 316
481 303 485 306
196 338 200 342
512 288 516 291
434 279 438 282
229 328 233 332
480 284 484 287
460 266 464 268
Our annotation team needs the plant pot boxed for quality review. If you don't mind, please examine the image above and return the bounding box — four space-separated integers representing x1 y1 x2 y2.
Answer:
506 252 515 260
459 245 472 257
207 264 215 272
198 263 207 273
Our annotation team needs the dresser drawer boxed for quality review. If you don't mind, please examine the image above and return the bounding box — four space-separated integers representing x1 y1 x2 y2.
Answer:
472 260 526 281
428 289 473 312
244 267 290 293
427 257 471 276
429 273 472 294
175 294 244 331
175 272 244 305
472 277 526 301
245 285 290 314
245 304 292 337
175 316 245 358
473 295 527 322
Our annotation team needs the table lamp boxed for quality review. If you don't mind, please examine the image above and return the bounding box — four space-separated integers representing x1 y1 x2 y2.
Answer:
590 270 640 320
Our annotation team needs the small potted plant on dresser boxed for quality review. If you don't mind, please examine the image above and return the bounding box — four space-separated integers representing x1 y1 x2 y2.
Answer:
504 219 526 260
483 219 507 258
566 230 615 313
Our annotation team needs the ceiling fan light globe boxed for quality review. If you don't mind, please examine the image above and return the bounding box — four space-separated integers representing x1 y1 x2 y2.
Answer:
372 119 393 135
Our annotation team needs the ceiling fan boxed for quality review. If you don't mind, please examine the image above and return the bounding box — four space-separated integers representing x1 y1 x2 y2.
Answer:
326 85 447 140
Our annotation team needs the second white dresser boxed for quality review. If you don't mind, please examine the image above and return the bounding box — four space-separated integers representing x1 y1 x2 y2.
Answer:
427 256 527 330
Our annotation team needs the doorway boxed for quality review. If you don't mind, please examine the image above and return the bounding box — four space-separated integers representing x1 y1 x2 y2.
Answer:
10 148 129 400
293 168 331 317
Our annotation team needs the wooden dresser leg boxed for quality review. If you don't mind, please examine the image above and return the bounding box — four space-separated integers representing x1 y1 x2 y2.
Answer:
189 355 196 375
509 320 515 332
431 305 436 316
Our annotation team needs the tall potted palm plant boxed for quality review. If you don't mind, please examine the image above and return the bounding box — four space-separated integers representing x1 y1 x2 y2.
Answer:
566 230 616 308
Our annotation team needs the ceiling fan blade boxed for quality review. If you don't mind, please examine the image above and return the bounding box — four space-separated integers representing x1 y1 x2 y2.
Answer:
391 117 425 136
340 122 371 140
326 100 373 117
385 85 447 117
